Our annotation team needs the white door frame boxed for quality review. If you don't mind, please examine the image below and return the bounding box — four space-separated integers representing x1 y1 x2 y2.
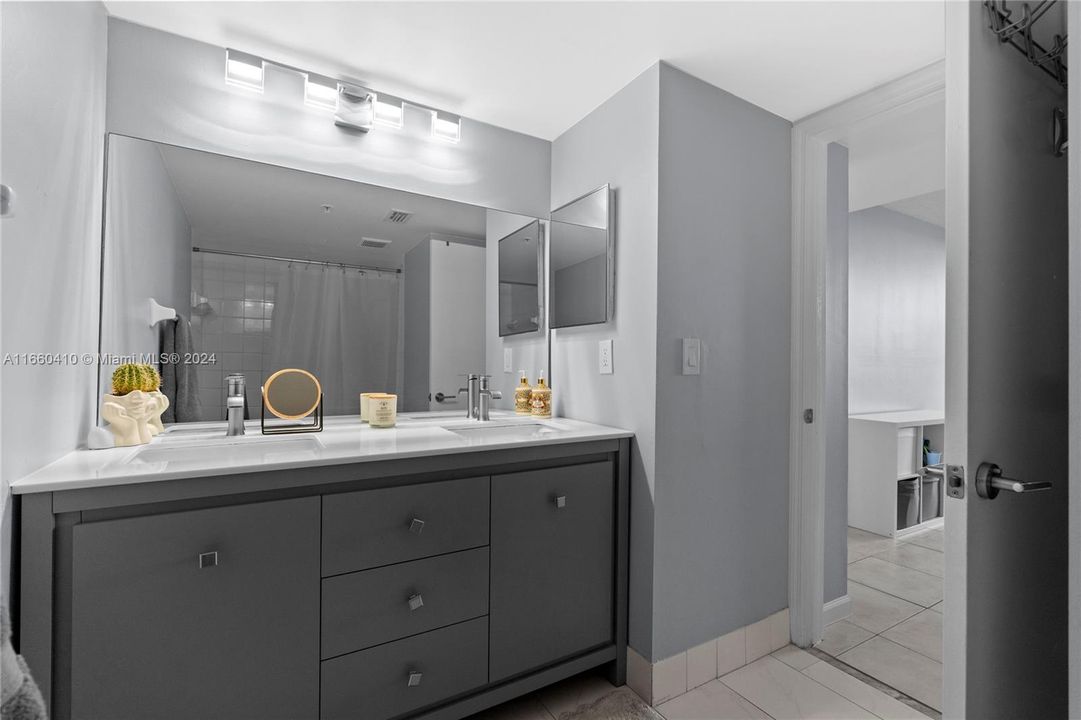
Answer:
787 61 945 645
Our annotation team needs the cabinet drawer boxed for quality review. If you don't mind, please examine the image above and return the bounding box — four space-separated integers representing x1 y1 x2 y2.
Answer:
490 461 614 682
320 617 488 720
322 547 489 659
71 497 320 720
322 476 489 576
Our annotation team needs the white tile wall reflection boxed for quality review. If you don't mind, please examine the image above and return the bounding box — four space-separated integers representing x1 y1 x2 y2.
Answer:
190 251 277 420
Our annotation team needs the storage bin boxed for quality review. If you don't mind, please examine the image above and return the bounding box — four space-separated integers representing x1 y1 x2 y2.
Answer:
897 477 920 530
897 427 918 477
922 473 942 520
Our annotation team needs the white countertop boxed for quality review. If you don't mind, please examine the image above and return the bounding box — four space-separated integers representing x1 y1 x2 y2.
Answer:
11 412 632 495
849 409 945 426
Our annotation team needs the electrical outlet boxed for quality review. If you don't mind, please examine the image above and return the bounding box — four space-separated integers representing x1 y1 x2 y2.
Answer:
503 348 513 373
599 339 613 375
682 338 701 376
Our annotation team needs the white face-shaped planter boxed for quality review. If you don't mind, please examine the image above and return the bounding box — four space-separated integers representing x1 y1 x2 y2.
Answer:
101 390 170 447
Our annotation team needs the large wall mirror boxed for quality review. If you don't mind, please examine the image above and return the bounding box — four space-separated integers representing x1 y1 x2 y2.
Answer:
98 134 546 423
497 219 543 336
549 185 613 328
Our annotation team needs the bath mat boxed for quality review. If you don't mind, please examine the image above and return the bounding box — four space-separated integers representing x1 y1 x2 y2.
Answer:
557 689 663 720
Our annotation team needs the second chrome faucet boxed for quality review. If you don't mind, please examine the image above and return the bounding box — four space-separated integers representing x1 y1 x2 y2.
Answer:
458 373 502 421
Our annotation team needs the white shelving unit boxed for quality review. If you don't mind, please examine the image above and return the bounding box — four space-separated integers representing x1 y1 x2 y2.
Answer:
848 410 945 538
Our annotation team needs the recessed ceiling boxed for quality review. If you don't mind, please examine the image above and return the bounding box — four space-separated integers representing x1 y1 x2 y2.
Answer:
103 1 945 140
883 189 945 228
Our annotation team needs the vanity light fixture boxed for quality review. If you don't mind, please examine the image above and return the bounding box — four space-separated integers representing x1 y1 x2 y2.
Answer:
225 49 265 92
334 84 375 132
431 111 462 143
304 73 339 111
374 94 405 128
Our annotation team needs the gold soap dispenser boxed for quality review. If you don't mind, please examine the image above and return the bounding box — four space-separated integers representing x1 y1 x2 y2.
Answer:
531 372 552 419
514 371 532 415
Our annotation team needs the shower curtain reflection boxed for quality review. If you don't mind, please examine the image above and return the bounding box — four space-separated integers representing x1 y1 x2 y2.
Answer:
269 263 400 416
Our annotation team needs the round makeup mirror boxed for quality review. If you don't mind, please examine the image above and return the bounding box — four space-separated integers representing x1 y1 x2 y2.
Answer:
263 368 322 420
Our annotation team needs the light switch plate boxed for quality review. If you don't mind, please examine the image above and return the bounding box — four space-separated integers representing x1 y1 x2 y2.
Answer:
503 348 513 373
682 338 701 375
599 339 613 375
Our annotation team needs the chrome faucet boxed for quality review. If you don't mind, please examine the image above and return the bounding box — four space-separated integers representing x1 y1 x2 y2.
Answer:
225 373 246 436
458 373 502 421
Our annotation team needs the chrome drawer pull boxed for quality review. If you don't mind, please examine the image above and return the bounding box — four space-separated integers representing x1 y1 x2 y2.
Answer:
409 518 425 535
198 551 219 568
407 670 423 687
408 593 424 611
554 495 567 509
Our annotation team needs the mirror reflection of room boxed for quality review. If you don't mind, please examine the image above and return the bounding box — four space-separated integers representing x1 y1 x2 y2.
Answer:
99 135 546 421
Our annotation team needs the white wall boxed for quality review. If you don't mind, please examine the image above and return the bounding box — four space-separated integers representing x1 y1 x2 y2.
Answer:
105 18 551 219
848 206 946 414
550 64 660 658
99 135 192 400
652 63 791 659
0 0 108 604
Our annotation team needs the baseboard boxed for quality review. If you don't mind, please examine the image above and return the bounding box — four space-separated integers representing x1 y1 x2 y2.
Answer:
822 594 852 626
625 608 790 707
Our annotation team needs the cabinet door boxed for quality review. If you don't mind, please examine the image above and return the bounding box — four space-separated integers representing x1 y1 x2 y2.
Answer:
71 497 320 720
489 461 614 681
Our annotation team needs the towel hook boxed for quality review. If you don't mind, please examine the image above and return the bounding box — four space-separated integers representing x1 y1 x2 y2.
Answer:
149 298 177 327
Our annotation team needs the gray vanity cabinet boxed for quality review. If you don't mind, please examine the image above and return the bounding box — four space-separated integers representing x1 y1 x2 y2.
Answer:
69 497 320 720
489 461 615 681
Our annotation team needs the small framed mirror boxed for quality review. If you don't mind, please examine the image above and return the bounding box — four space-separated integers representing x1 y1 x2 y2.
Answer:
549 185 613 328
498 219 543 336
262 368 323 433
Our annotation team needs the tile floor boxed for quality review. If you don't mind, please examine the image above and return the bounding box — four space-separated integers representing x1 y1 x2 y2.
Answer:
468 645 932 719
816 526 944 712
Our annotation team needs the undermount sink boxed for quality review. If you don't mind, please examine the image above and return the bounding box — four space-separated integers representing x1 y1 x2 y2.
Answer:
446 423 559 442
123 435 324 468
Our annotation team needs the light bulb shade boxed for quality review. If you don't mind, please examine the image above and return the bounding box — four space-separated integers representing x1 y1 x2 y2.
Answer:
225 49 264 92
305 73 339 111
374 94 404 128
431 111 461 143
334 85 375 132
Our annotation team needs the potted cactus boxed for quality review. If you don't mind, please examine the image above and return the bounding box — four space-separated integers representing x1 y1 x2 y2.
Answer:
100 363 170 447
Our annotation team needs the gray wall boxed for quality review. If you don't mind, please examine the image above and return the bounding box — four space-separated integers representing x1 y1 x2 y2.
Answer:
0 0 108 604
652 63 791 659
485 210 548 409
105 18 551 219
849 207 945 415
824 143 849 604
99 136 192 399
550 64 660 659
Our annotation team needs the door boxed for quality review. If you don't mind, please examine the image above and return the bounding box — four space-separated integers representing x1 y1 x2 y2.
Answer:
944 4 1068 717
489 462 615 681
428 240 485 410
70 497 320 719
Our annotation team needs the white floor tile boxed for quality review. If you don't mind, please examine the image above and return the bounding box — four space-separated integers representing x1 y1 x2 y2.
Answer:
847 581 923 634
657 679 771 720
815 620 873 657
847 527 897 562
717 628 747 677
839 636 942 711
873 543 944 578
687 639 718 690
801 661 931 720
771 644 817 671
880 609 942 662
720 656 871 719
653 652 688 705
468 694 554 720
745 617 773 663
848 557 942 607
902 528 943 553
770 609 790 651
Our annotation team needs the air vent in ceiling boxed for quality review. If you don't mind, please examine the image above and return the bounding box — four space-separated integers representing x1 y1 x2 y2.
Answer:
359 237 393 249
383 209 412 224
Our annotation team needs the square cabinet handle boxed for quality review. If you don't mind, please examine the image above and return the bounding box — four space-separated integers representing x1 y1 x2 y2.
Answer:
408 593 424 611
409 518 425 535
407 670 423 687
198 551 219 568
554 495 567 509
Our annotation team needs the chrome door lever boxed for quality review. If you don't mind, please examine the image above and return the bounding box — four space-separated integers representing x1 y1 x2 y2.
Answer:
975 462 1052 499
